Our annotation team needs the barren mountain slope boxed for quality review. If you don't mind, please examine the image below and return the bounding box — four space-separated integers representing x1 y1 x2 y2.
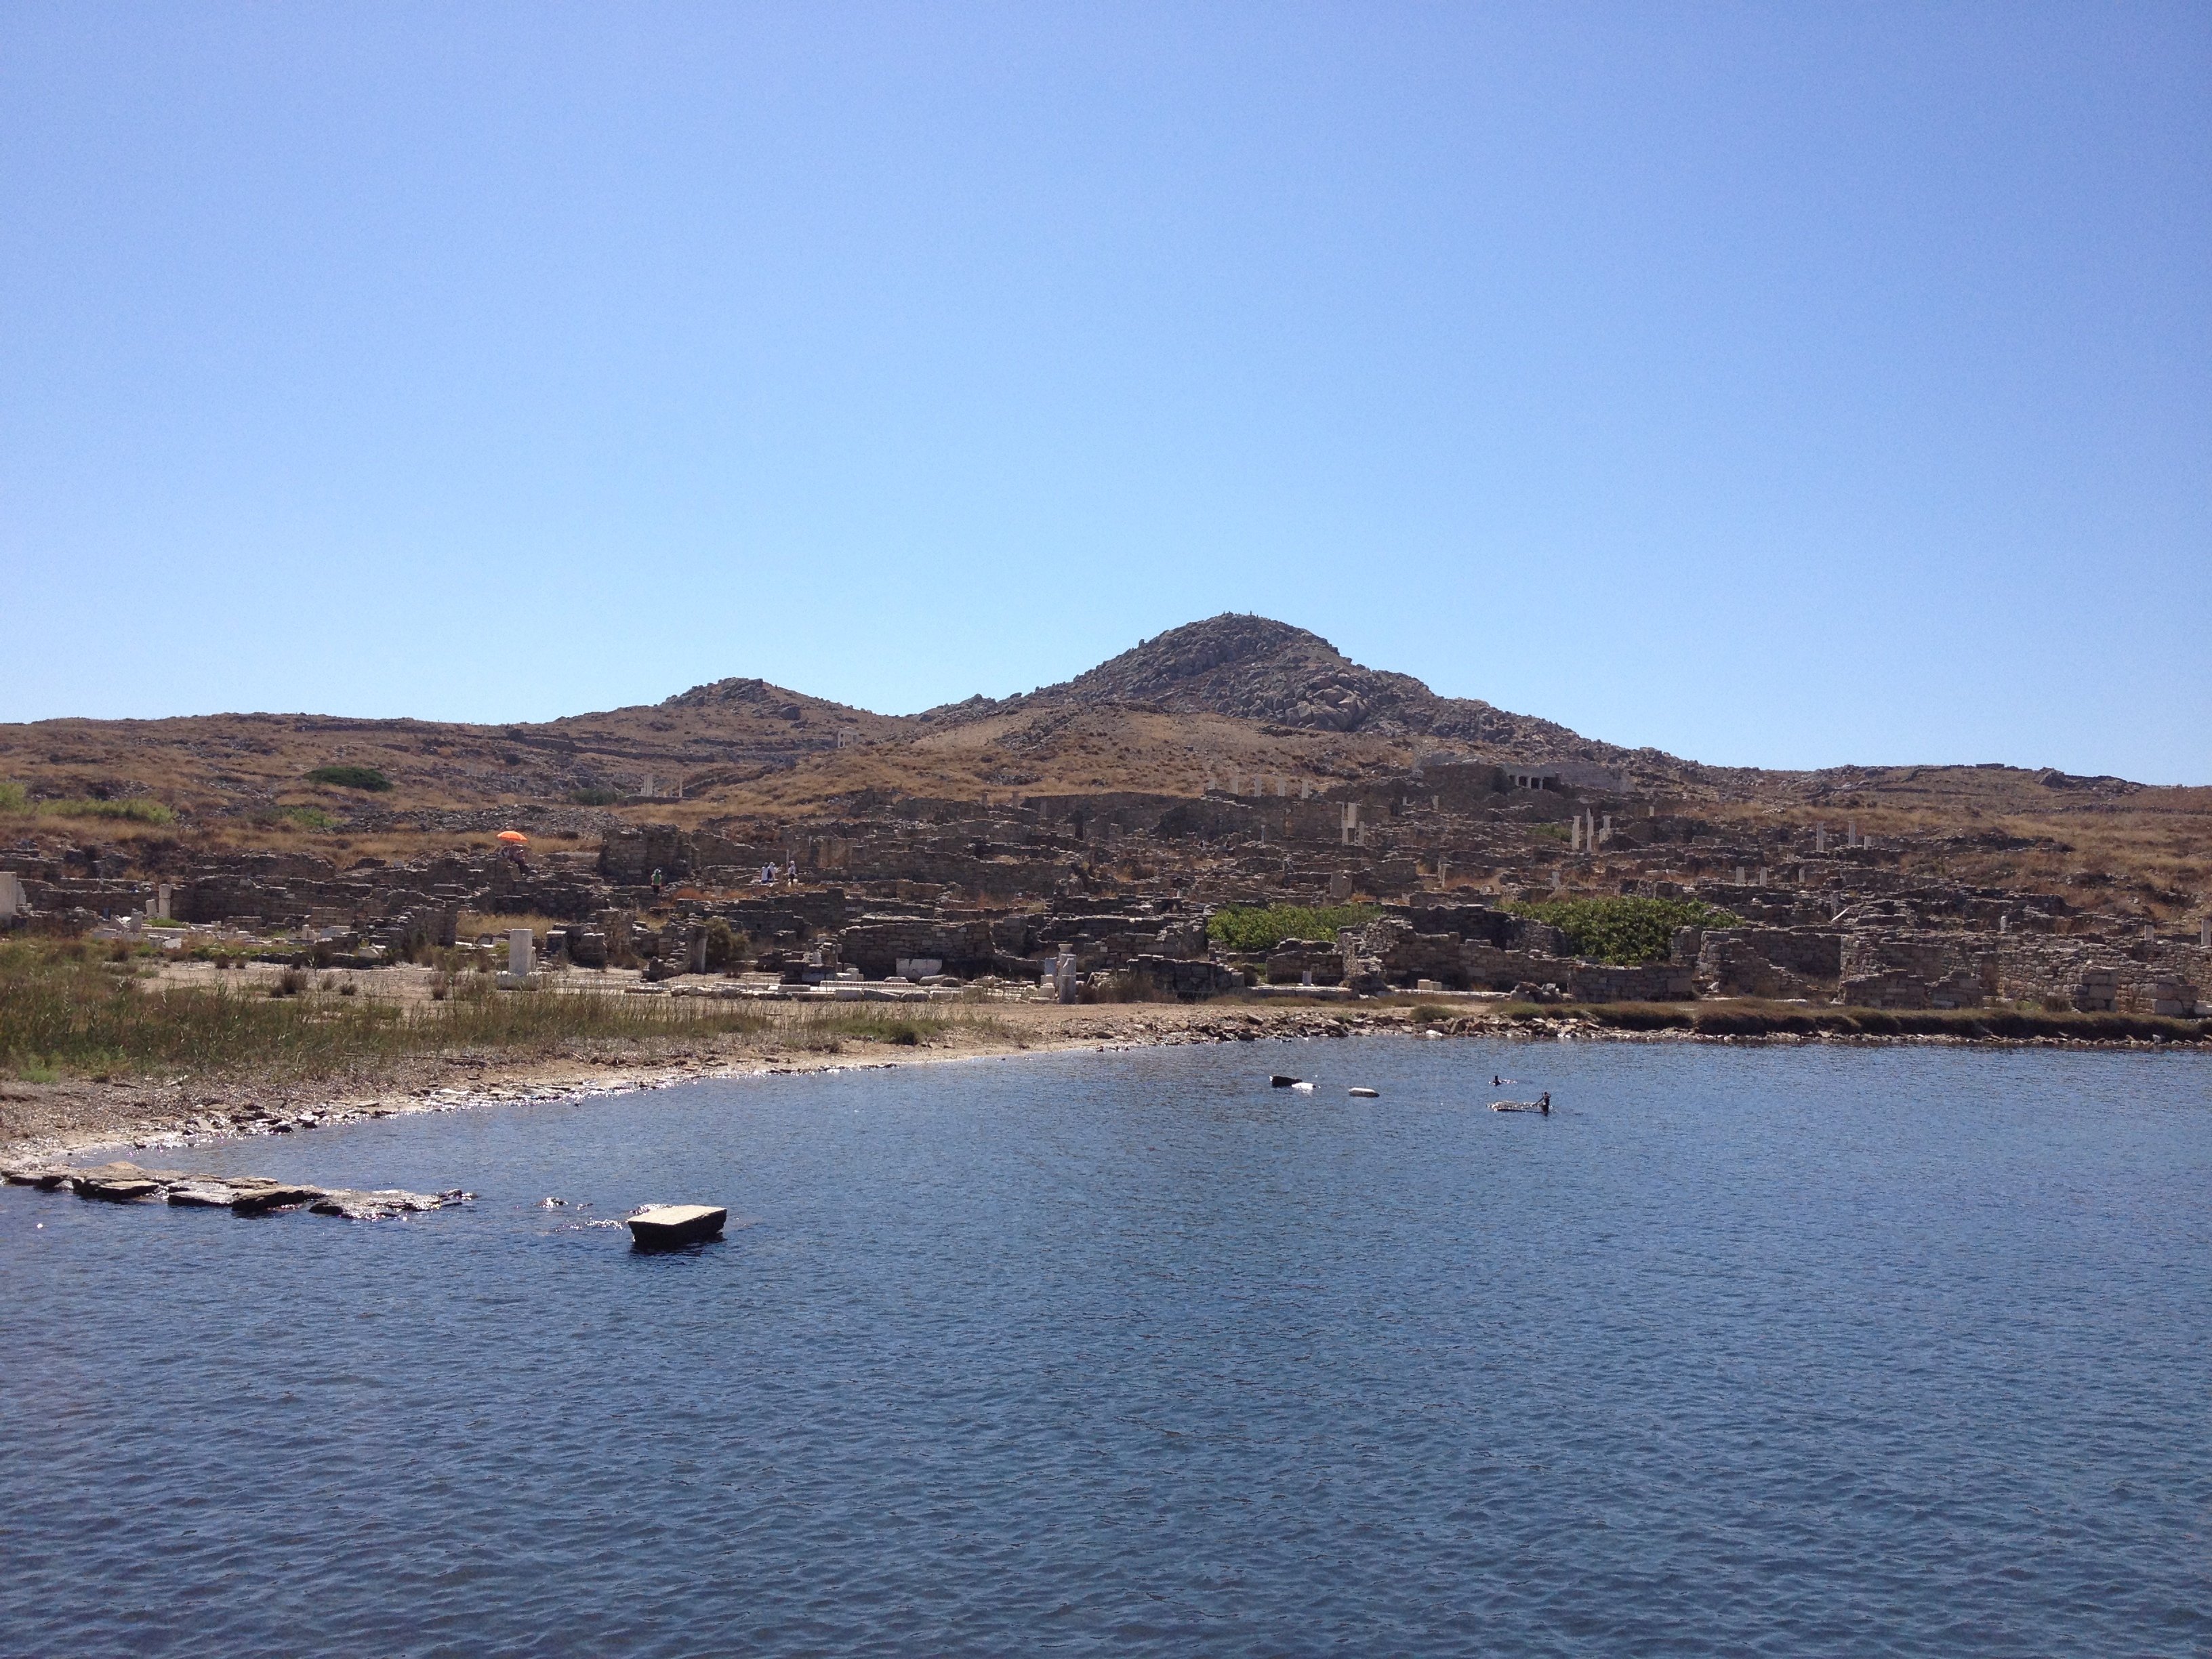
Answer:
3 615 2200 910
915 615 1708 793
0 677 888 817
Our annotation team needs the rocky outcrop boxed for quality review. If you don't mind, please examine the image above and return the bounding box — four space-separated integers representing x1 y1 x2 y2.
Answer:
911 615 1702 791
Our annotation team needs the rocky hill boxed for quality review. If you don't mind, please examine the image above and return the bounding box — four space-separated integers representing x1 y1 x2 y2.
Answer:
2 615 2203 913
918 615 1706 792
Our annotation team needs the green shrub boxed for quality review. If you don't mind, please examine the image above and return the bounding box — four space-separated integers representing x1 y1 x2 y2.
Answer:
701 918 748 972
45 798 176 825
264 805 337 830
571 787 623 806
1504 897 1740 964
0 785 173 822
1207 903 1382 953
306 764 392 792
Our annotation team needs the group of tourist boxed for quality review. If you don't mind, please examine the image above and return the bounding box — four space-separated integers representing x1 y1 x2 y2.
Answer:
643 861 800 900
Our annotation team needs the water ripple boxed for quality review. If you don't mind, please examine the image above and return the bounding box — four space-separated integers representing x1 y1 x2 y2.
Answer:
3 1040 2207 1656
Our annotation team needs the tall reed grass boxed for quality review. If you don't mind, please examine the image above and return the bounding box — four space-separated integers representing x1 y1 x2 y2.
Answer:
0 940 1011 1080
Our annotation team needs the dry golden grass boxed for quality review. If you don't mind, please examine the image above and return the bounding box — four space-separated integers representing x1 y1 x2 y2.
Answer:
456 912 579 945
1702 779 2212 917
2 936 1022 1082
7 691 2202 914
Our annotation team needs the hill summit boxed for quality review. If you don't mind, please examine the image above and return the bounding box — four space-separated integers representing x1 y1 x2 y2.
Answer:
923 614 1687 788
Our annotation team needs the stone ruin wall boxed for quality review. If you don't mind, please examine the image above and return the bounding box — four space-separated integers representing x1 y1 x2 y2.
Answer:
5 765 2208 1015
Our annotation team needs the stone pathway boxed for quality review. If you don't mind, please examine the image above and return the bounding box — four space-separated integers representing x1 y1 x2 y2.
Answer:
1 1158 469 1220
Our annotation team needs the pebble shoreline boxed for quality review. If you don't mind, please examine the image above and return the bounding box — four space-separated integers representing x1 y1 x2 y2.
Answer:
3 1005 2202 1172
5 1010 2202 1227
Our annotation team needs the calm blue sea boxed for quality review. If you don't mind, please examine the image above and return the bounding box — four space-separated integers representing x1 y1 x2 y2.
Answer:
3 1038 2208 1658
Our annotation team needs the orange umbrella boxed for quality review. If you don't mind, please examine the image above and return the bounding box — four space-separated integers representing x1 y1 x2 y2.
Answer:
497 831 529 845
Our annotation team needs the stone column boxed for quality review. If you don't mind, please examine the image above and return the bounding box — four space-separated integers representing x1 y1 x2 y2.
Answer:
510 928 535 979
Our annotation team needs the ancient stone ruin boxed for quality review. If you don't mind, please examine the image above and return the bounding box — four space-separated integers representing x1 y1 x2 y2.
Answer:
2 755 2204 1016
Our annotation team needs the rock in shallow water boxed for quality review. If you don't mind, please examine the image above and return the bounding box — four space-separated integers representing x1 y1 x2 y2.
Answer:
68 1162 188 1202
1 1161 73 1190
86 1177 165 1202
165 1180 241 1208
229 1183 328 1214
309 1189 447 1220
6 1162 471 1221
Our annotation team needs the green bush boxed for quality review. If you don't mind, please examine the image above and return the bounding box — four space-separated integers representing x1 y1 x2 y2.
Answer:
571 787 624 806
1206 903 1382 953
0 785 173 823
306 764 392 792
267 805 337 830
701 918 749 972
44 798 176 825
1504 897 1739 964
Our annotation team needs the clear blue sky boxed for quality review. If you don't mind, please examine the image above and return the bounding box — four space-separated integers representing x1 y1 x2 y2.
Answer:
4 3 2206 781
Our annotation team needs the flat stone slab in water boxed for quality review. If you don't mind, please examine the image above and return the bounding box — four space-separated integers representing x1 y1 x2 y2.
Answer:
230 1183 329 1214
1 1162 464 1221
167 1180 241 1208
310 1189 447 1220
70 1163 189 1201
627 1204 727 1247
1 1161 74 1190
